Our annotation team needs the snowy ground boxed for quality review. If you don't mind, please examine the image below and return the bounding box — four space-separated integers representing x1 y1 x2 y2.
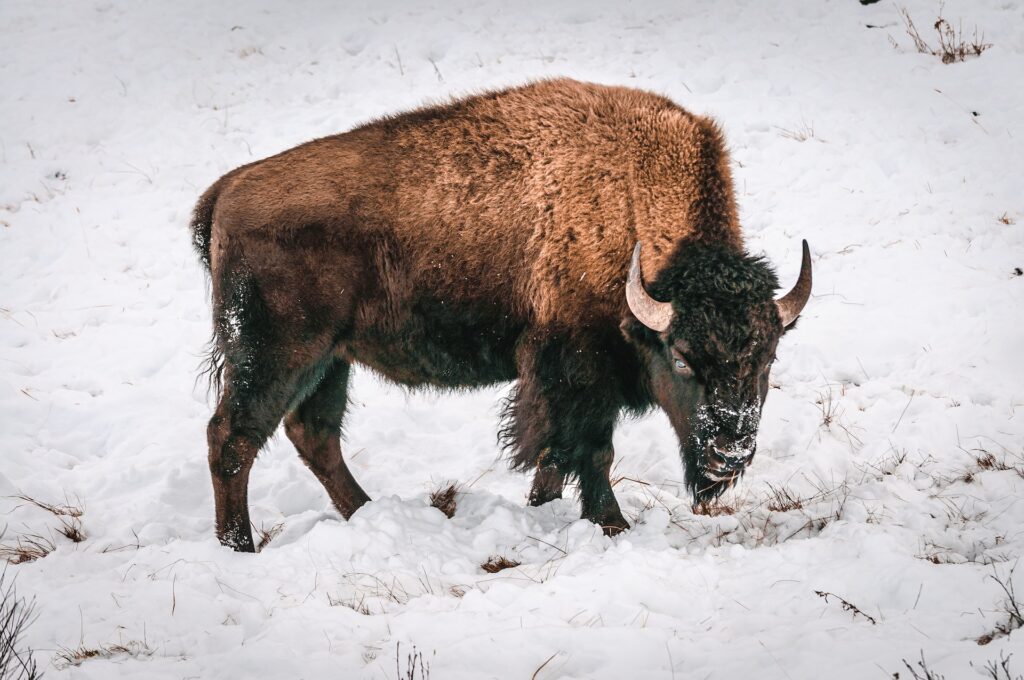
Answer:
2 1 1023 678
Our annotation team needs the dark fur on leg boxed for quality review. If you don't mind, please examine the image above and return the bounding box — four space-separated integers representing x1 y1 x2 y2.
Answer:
502 334 629 532
284 359 371 519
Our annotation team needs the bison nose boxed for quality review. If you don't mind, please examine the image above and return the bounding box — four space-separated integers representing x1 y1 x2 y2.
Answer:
704 436 755 482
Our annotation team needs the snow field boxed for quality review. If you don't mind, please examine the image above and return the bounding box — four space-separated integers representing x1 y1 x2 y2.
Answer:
1 0 1023 678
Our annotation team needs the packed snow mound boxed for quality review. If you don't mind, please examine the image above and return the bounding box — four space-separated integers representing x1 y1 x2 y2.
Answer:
1 0 1022 678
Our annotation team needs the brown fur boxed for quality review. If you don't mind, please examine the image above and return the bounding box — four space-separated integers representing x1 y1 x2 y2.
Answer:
208 78 741 338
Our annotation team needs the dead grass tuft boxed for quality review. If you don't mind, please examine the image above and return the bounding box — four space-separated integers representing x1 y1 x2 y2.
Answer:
255 522 283 552
898 4 992 64
481 556 521 574
4 492 87 551
977 564 1023 645
13 494 83 518
765 484 805 512
0 535 55 566
429 483 459 519
962 447 1024 481
54 640 153 669
692 498 738 517
328 592 371 615
57 516 86 543
775 120 816 142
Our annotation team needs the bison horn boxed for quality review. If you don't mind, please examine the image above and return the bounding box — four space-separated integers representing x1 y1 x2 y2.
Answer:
626 242 673 332
776 240 812 327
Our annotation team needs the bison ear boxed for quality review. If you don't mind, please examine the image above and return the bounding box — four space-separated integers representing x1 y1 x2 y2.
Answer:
620 317 663 349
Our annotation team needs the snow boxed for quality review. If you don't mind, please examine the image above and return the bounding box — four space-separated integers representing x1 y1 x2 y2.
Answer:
2 0 1023 677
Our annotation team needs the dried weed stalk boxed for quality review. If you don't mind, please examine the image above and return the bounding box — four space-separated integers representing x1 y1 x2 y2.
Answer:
814 590 877 624
395 642 430 680
255 522 283 552
54 640 153 669
897 4 992 64
977 564 1023 645
901 651 946 680
1 569 42 680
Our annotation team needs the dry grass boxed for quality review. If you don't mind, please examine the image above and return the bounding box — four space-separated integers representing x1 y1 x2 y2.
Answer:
255 522 283 552
54 640 153 669
396 642 430 680
481 556 521 574
57 516 86 543
953 445 1024 485
332 572 415 611
902 651 946 680
977 565 1023 646
775 120 816 142
814 590 877 624
13 494 83 518
977 652 1022 680
814 382 863 452
1 568 42 680
764 484 805 512
975 451 1024 478
0 535 55 566
429 483 459 519
692 497 738 517
678 475 851 549
328 592 371 615
1 493 89 562
898 4 992 64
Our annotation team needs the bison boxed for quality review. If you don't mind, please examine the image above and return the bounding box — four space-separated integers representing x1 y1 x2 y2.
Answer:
191 78 811 552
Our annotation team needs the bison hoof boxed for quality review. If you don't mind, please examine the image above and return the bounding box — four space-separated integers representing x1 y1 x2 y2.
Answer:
528 465 565 507
600 517 630 537
582 508 630 536
529 487 563 507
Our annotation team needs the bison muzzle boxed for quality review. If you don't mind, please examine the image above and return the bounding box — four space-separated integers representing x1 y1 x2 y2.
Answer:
191 78 811 551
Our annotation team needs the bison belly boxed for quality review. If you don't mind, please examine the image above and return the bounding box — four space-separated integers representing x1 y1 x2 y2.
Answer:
346 296 523 389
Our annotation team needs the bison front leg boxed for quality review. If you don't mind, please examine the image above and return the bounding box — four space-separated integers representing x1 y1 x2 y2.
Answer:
577 443 629 535
509 340 629 535
528 460 564 506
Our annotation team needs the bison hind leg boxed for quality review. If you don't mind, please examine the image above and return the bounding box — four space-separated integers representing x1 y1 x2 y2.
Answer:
206 267 341 551
284 358 370 520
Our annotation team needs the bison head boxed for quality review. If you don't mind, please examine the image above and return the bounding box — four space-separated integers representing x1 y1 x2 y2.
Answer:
622 240 811 506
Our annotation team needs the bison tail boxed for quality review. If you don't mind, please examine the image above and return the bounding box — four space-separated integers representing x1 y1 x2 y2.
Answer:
190 176 226 273
191 176 229 397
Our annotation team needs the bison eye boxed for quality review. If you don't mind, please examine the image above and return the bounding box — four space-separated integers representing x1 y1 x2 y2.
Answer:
669 347 693 376
672 357 693 377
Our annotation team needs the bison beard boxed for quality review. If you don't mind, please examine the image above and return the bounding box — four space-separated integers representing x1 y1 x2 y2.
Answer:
191 78 810 551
